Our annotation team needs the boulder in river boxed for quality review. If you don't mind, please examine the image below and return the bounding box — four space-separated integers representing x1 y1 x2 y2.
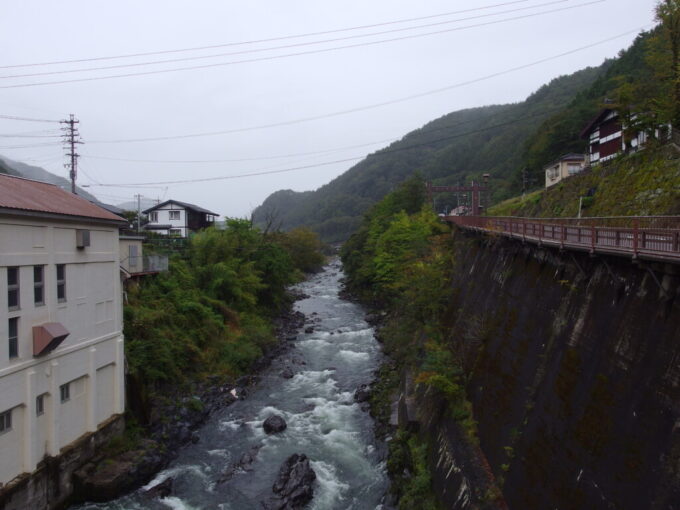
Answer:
145 477 173 499
304 326 314 334
263 415 287 434
217 445 262 484
354 383 371 403
281 366 294 379
263 453 316 509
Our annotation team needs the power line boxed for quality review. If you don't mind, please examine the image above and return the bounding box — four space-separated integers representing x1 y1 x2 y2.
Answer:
0 1 607 89
0 0 576 80
89 107 567 187
84 26 644 145
0 114 61 123
81 138 398 164
0 1 536 69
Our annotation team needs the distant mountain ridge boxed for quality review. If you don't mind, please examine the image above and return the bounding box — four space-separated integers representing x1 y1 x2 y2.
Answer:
253 31 652 242
0 155 99 202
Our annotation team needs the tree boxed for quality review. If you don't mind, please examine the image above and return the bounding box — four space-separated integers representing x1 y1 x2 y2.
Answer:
652 0 680 126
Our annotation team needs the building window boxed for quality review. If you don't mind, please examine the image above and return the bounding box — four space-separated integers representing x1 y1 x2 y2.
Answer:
36 395 44 416
129 244 139 268
168 228 182 236
34 265 44 306
8 317 18 359
149 212 158 222
169 210 180 220
7 267 19 310
567 164 582 176
0 410 11 434
60 383 70 403
56 264 66 302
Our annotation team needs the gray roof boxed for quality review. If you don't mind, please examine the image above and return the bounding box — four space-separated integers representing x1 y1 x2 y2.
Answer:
143 199 219 216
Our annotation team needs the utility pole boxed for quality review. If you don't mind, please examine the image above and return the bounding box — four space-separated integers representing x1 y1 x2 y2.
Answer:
60 114 82 194
135 194 142 233
522 168 528 199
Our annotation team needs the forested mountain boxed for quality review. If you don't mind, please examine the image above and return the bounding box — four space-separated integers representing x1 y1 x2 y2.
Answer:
253 31 653 242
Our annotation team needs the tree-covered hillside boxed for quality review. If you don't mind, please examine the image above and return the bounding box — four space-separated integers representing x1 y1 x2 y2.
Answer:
254 30 655 242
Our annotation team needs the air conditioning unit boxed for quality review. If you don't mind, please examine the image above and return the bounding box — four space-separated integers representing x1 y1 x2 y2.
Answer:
76 229 90 249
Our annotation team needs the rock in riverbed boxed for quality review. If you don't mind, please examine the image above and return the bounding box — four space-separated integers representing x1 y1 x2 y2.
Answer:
263 453 316 509
145 477 173 499
263 415 287 434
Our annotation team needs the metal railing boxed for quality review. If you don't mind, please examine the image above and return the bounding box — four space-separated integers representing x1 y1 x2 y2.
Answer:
122 254 169 274
445 215 680 263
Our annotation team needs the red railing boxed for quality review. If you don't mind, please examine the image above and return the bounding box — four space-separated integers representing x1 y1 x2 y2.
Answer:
444 216 680 263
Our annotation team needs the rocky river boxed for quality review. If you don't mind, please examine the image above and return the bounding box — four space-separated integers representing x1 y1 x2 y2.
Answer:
74 259 390 510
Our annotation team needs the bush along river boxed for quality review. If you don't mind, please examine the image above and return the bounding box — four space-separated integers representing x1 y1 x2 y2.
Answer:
74 258 390 510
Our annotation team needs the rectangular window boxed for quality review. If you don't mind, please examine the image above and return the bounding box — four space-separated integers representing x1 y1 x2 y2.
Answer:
36 395 44 416
149 211 158 222
169 210 180 220
0 409 11 434
7 267 19 310
60 383 70 403
56 264 66 302
8 317 18 359
34 265 44 305
129 245 139 268
168 228 182 236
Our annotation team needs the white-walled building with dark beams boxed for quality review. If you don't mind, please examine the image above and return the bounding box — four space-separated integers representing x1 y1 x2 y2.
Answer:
0 174 126 488
143 199 219 238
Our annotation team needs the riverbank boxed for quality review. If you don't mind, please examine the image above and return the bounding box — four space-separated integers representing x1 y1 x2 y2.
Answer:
69 293 306 506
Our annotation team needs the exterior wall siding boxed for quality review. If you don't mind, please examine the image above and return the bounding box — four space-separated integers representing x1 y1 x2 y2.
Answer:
0 215 124 487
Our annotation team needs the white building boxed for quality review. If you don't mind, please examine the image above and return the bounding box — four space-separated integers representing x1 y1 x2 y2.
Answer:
143 200 218 238
0 174 126 486
544 153 587 188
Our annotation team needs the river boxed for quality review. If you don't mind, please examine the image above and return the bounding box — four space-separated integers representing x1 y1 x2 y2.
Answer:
76 259 389 510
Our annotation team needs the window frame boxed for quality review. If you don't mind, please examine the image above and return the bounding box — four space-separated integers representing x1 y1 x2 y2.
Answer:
34 265 44 306
7 266 19 311
60 383 70 403
36 394 44 416
56 264 66 303
169 210 180 220
0 409 11 434
149 211 158 222
8 317 18 360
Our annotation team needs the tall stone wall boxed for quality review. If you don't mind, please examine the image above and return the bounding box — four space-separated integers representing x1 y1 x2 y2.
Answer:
430 230 680 510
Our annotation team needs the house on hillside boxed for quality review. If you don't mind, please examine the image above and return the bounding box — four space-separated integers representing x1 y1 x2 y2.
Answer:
544 153 586 188
0 174 126 489
143 200 218 238
580 108 656 165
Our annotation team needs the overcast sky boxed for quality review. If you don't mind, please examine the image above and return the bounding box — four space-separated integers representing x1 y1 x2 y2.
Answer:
0 0 657 217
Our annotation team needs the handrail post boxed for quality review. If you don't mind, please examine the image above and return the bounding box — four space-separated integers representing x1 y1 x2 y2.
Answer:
674 231 679 253
632 219 639 258
591 225 596 253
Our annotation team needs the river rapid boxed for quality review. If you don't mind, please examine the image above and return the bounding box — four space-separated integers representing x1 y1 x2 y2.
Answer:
77 259 389 510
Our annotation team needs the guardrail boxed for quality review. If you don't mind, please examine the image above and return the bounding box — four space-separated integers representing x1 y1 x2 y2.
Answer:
444 216 680 263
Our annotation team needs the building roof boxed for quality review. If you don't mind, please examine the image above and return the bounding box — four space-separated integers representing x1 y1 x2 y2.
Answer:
543 153 586 170
0 174 126 223
580 108 617 139
143 199 219 216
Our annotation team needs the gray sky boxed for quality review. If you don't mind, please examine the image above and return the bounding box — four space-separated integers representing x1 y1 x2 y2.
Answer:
0 0 657 217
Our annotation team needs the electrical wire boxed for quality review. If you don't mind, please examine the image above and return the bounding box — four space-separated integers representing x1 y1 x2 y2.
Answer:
0 0 576 80
0 1 537 69
0 1 606 89
0 114 61 123
83 26 645 145
90 107 567 187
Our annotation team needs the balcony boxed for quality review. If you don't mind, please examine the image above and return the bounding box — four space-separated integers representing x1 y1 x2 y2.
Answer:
121 254 169 276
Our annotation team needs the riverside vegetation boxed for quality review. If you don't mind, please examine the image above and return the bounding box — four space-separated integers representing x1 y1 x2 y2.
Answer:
341 177 481 509
120 222 325 453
